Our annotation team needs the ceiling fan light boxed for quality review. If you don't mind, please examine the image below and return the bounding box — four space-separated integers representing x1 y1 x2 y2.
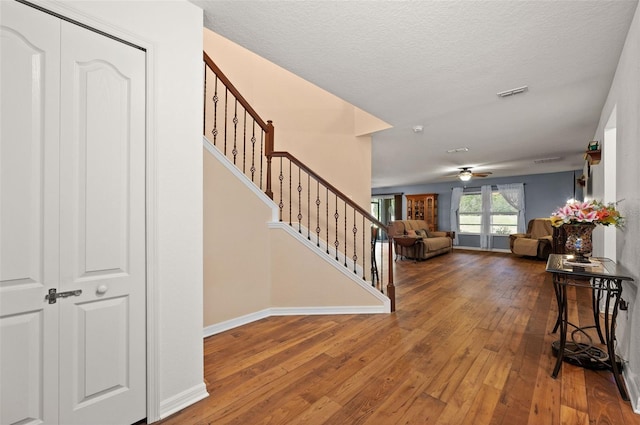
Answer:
459 170 472 181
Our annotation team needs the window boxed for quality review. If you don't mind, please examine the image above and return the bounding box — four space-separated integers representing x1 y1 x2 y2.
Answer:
371 196 397 224
459 193 482 234
459 192 518 235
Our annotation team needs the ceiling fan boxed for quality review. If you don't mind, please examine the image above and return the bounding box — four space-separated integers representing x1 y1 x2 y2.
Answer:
444 167 493 181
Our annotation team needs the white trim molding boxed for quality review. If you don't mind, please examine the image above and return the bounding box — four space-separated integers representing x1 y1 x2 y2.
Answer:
203 309 272 338
204 304 389 338
159 383 209 420
454 246 511 253
271 305 388 315
623 369 640 413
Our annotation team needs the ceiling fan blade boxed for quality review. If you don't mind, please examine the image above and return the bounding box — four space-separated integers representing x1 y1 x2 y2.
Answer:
471 172 492 177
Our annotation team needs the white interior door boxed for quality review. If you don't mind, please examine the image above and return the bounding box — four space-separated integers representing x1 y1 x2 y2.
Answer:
1 3 61 424
57 14 146 425
0 2 146 424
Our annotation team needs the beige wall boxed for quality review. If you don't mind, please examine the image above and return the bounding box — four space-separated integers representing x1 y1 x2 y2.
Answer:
204 142 388 329
203 147 272 325
269 227 384 307
203 29 390 210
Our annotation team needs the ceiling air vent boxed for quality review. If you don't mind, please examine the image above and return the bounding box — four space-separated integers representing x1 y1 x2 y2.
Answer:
533 157 562 164
446 147 469 153
497 85 528 98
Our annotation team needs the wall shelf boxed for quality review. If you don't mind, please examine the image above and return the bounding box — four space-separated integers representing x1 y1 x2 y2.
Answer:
584 149 601 165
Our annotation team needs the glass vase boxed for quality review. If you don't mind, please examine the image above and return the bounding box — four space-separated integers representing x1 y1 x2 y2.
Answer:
563 223 595 263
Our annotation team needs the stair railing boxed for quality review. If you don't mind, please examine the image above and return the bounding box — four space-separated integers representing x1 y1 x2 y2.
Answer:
203 52 274 196
203 52 394 310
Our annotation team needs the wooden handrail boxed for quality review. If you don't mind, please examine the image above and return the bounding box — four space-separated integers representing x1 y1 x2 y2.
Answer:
269 151 388 232
203 51 269 131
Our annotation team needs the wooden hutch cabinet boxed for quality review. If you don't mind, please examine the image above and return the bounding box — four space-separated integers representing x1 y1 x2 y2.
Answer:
406 193 438 231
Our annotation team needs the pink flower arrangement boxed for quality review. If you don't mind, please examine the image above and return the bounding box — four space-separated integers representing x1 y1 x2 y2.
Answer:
550 200 623 228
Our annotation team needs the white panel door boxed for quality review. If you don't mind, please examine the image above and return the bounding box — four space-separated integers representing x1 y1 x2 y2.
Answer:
0 2 146 424
1 3 61 424
58 20 146 425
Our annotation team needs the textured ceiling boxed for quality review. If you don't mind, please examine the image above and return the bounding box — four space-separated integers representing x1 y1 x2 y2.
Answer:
191 0 638 188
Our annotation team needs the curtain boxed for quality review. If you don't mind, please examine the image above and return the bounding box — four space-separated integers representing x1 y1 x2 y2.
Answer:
497 183 526 233
394 194 403 222
480 185 492 250
450 187 463 245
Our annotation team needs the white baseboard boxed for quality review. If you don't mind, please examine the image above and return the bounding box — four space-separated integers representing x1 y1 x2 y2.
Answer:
454 246 511 253
203 309 272 338
159 382 209 420
271 305 388 316
203 305 388 338
623 369 640 413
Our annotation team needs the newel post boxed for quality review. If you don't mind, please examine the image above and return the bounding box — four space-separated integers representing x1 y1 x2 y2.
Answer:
387 237 395 312
265 120 274 199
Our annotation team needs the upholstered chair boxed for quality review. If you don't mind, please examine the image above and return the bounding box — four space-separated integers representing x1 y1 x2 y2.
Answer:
509 218 553 260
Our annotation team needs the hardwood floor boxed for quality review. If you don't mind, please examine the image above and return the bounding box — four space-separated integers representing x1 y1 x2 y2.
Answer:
155 250 639 425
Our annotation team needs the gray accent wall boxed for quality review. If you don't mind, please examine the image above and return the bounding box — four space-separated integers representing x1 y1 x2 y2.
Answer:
373 170 583 250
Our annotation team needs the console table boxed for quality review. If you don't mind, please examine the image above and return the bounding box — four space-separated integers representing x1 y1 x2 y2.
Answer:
545 254 634 400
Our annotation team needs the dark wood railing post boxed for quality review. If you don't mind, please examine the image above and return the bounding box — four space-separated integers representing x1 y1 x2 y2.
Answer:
265 120 274 199
387 237 395 312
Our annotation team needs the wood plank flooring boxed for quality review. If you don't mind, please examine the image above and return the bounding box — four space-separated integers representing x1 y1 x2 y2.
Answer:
154 250 639 425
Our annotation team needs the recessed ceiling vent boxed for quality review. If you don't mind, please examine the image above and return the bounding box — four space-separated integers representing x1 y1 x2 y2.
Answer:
497 85 528 98
446 147 469 153
533 156 563 164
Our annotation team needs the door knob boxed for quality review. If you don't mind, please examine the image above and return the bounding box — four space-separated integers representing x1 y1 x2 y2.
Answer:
96 285 108 295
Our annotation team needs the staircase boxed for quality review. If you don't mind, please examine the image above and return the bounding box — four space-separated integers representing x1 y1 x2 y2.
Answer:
203 52 395 311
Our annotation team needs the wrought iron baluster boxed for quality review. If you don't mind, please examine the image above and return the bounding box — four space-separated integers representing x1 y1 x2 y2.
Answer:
242 110 247 173
381 228 386 293
203 65 207 136
232 99 238 164
250 121 256 182
362 216 366 281
289 160 292 226
352 209 358 274
212 76 219 145
223 88 228 154
297 166 302 233
316 180 321 247
334 203 340 261
307 174 311 240
325 188 329 254
278 157 284 222
259 131 264 190
344 202 347 267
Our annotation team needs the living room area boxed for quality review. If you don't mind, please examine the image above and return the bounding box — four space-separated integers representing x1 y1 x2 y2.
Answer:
373 169 582 255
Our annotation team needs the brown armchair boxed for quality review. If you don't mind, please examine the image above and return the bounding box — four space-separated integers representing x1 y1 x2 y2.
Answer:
509 218 553 260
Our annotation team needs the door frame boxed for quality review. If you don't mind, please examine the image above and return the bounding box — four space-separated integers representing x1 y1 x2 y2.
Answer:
22 1 161 421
